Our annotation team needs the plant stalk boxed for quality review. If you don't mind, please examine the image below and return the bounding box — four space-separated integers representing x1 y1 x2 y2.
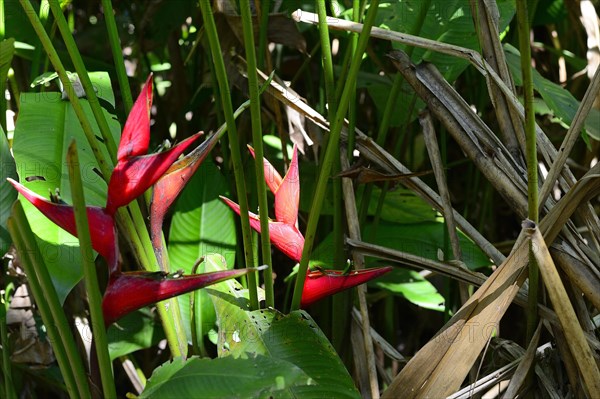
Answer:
200 0 259 309
100 0 133 112
8 202 90 398
67 141 116 398
516 0 539 342
291 0 380 311
240 0 274 307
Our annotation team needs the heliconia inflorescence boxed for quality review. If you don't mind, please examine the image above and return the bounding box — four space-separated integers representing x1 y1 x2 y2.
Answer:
221 145 391 307
10 75 254 325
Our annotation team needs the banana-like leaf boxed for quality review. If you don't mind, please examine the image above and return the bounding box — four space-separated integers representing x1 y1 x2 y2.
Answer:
168 160 236 342
12 77 119 303
140 355 313 399
204 255 360 398
0 125 17 254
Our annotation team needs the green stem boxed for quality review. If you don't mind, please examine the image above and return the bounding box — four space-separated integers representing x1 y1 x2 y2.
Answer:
48 0 118 163
1 283 17 399
200 0 258 309
8 202 90 398
67 141 116 398
517 0 539 342
19 0 113 182
316 0 336 119
240 0 273 308
257 0 269 70
291 0 380 311
101 0 133 113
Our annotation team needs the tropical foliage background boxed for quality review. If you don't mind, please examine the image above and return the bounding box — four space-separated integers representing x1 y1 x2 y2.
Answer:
1 0 599 397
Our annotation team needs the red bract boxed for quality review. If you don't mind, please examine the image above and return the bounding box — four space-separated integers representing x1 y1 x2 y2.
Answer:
105 75 202 215
221 145 304 262
102 268 257 325
300 267 393 308
221 145 391 307
7 178 118 273
150 130 221 262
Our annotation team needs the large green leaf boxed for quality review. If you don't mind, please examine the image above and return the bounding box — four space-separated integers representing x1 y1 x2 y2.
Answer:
365 221 490 268
313 220 490 271
204 256 360 398
0 124 17 254
168 160 236 343
12 76 120 303
140 355 312 399
505 44 600 141
369 0 516 126
107 309 164 361
367 186 438 224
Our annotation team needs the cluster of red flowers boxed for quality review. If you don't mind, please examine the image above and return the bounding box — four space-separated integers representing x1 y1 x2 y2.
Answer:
10 75 391 325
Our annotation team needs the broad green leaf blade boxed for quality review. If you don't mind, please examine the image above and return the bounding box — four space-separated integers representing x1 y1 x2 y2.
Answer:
140 355 312 399
168 160 236 342
12 86 119 303
312 221 490 272
369 269 445 311
370 0 515 127
204 256 360 398
107 310 164 361
367 186 438 224
0 125 17 254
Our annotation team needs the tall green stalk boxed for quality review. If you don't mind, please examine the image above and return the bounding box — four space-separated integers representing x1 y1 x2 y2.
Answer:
239 0 274 307
516 0 539 342
101 0 133 112
1 283 17 399
317 0 336 119
8 202 90 398
291 0 380 311
48 0 118 163
200 0 259 309
67 141 116 398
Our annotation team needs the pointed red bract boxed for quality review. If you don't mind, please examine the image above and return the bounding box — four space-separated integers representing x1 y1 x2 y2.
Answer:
274 145 299 227
106 133 202 215
248 145 283 194
8 179 118 273
300 266 393 308
102 268 255 325
150 131 217 259
220 196 305 262
118 75 153 161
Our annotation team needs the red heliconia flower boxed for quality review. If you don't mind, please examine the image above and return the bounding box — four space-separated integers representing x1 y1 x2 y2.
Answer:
7 178 118 274
105 75 202 215
102 268 260 325
300 266 393 308
220 145 304 262
221 145 392 307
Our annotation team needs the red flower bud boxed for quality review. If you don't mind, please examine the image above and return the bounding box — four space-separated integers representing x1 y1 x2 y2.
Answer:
8 178 118 273
300 266 393 308
102 268 258 325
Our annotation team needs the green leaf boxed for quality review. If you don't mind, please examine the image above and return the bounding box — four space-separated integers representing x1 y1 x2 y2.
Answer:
204 257 360 398
377 0 515 82
369 269 445 311
107 310 164 361
140 355 313 399
368 186 438 224
0 125 17 254
12 85 120 304
168 160 236 343
505 44 600 141
363 221 491 269
369 0 515 127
